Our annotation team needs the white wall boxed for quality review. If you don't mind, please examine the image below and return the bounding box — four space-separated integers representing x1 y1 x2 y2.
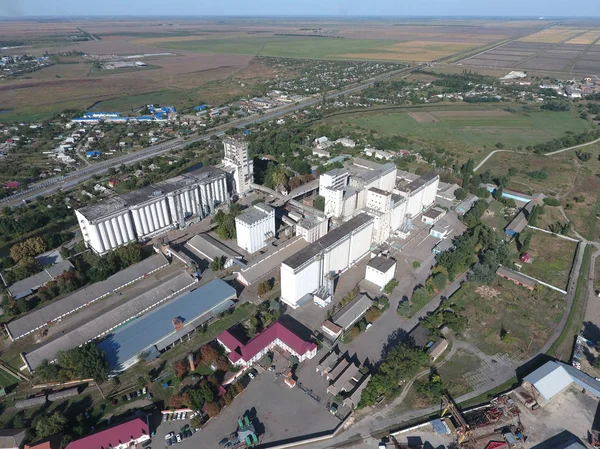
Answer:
365 263 396 288
280 258 321 309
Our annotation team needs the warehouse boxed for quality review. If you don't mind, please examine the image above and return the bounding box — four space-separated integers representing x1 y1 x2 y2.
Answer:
235 203 275 254
365 256 396 289
5 254 168 341
330 294 373 331
22 272 196 371
98 278 236 372
280 214 374 309
7 260 74 299
76 166 229 255
185 233 243 269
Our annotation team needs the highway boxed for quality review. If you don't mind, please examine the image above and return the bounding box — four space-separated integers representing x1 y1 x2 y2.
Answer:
1 64 422 209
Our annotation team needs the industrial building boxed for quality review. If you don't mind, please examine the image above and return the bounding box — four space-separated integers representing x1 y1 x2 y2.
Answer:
217 321 317 368
98 278 236 372
222 138 253 195
22 271 196 372
7 260 74 299
185 233 243 269
6 254 169 341
329 294 373 331
76 166 229 255
235 203 275 253
365 256 396 289
318 160 439 245
280 213 374 309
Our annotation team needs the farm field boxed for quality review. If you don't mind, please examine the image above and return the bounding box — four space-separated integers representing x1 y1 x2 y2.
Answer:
141 34 479 62
451 277 565 357
323 108 593 163
460 25 600 74
516 230 578 291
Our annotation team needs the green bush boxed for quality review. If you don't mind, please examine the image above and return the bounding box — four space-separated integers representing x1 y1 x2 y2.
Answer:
543 197 561 206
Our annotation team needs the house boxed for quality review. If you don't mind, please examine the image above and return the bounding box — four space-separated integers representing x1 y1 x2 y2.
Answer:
5 181 19 188
321 320 343 340
504 199 537 237
430 219 452 239
85 151 101 158
330 294 373 331
427 339 448 361
496 266 537 290
365 256 396 289
520 252 533 263
65 418 150 449
0 429 27 449
432 238 454 255
217 321 317 368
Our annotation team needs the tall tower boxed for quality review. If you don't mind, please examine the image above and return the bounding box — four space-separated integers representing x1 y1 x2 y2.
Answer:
222 138 254 195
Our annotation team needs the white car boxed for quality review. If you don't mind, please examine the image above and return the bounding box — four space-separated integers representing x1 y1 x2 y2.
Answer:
166 432 175 440
181 412 187 420
176 434 182 443
142 387 147 394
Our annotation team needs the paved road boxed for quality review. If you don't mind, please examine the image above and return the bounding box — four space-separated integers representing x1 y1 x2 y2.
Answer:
0 65 422 209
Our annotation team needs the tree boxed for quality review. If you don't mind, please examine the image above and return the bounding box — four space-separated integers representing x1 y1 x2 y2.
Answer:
169 394 187 408
205 401 222 418
432 272 447 291
200 344 219 363
57 343 110 382
454 187 467 201
257 280 272 296
313 195 325 211
174 359 188 378
210 256 224 271
10 236 47 263
34 412 68 438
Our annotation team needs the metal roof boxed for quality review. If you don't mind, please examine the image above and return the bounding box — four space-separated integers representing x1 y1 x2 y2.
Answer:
331 294 373 330
98 278 236 370
282 213 373 270
235 204 272 226
7 260 73 300
523 361 573 401
7 254 168 340
367 256 396 274
24 273 195 370
496 266 537 288
23 272 196 371
237 237 307 286
186 233 242 260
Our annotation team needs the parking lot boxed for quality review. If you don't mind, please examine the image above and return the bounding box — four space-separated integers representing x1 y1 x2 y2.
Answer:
152 366 340 448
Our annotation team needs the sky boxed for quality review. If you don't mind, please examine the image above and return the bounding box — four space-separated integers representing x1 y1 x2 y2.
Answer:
0 0 589 18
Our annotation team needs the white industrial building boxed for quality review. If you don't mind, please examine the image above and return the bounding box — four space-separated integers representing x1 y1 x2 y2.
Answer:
222 138 254 195
295 215 329 243
235 203 275 254
280 213 374 309
76 167 229 255
365 256 396 289
318 159 439 246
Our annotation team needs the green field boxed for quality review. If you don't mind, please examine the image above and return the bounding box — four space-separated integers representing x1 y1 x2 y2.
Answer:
0 369 19 390
90 89 197 113
327 110 593 156
152 36 408 60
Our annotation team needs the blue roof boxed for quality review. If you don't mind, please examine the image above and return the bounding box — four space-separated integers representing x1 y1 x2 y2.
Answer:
98 278 236 370
243 130 251 135
136 116 154 121
155 112 164 119
194 104 208 111
86 151 101 156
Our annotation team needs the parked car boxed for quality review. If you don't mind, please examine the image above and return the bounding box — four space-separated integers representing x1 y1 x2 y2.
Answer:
122 395 127 402
176 434 182 443
329 403 338 415
166 438 173 447
181 412 187 419
137 390 142 397
163 414 168 422
126 393 132 401
166 432 175 440
147 393 153 400
142 387 147 394
366 323 373 331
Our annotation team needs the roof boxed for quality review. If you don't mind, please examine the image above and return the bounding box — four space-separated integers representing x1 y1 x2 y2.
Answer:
7 254 168 340
98 278 236 370
8 260 73 299
236 204 273 226
186 233 241 260
237 237 307 286
524 361 574 401
0 429 27 449
317 351 340 373
24 434 63 449
65 418 148 449
331 294 373 330
398 171 438 193
283 213 373 270
423 208 444 220
496 266 537 288
367 256 396 274
505 211 528 234
321 320 343 336
218 321 317 364
77 167 226 221
368 187 391 196
23 272 195 370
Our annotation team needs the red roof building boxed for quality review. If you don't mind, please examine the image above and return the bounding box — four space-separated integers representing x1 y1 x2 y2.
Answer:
217 321 317 368
520 252 532 263
65 418 150 449
6 181 19 189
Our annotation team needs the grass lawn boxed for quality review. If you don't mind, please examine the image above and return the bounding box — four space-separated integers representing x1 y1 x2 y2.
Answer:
517 230 578 290
481 199 511 233
0 369 19 391
146 35 476 61
91 88 198 114
324 109 592 164
436 348 478 397
451 277 565 358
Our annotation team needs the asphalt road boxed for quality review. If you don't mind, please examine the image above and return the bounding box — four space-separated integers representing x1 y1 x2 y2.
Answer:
1 65 421 209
